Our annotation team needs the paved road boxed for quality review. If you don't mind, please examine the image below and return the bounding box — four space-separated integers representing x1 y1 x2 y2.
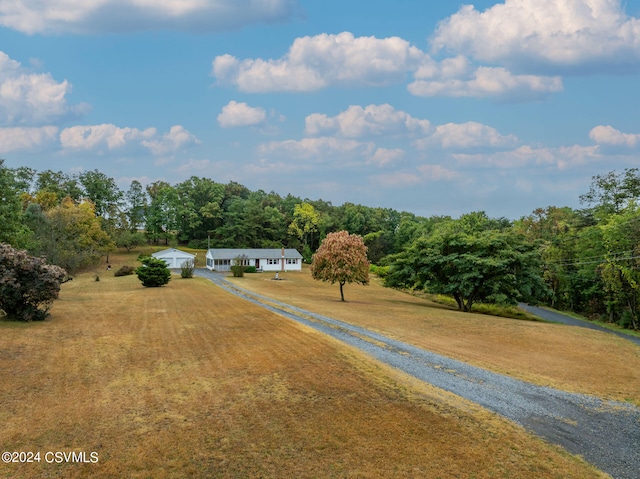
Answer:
519 303 640 346
195 270 640 479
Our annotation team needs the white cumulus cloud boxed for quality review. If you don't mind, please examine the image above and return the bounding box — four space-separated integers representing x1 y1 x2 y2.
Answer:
60 124 199 155
142 125 201 156
0 51 88 126
212 32 426 92
416 121 520 150
0 0 301 34
60 124 156 151
589 125 640 148
0 126 58 153
431 0 640 72
212 31 564 100
367 148 405 167
409 64 563 100
217 101 266 128
305 104 432 138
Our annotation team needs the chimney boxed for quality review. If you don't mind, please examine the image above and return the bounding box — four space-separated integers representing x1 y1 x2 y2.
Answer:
281 247 285 272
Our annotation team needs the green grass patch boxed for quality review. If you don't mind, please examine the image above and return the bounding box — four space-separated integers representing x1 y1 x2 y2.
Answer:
411 293 542 322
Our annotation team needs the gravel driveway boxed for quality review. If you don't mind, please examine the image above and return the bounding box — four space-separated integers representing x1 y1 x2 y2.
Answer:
519 303 640 347
196 270 640 479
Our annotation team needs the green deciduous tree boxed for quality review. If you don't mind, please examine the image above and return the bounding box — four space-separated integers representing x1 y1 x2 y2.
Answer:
288 202 320 257
146 181 179 244
114 230 147 252
25 198 115 274
135 257 171 287
599 204 640 329
35 169 83 203
311 230 369 302
580 168 640 216
214 196 251 247
387 220 547 312
78 169 123 218
0 160 29 246
125 180 148 232
514 206 599 311
175 176 225 242
0 243 67 321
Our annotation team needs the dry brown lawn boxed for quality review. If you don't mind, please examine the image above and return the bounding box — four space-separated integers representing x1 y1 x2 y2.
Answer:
228 267 640 406
0 256 609 478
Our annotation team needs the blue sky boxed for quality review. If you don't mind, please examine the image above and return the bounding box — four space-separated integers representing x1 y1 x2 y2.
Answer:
2 0 640 219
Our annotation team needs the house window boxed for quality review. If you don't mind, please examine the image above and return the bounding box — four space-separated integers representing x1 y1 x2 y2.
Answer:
207 258 212 267
214 259 231 267
267 258 279 265
286 258 297 264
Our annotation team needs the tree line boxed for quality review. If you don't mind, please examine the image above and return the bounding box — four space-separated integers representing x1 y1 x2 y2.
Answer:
0 160 418 267
1 159 639 329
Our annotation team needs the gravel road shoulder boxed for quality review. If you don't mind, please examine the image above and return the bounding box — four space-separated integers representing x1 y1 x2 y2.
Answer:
196 270 640 479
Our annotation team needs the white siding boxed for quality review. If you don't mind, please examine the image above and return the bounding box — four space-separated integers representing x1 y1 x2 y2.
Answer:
152 249 195 269
261 258 301 272
205 249 302 272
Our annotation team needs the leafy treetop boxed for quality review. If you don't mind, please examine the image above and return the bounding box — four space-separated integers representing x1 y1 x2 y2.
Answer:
386 217 548 312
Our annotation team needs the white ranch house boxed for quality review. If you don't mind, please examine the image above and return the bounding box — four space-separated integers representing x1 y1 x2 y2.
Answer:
151 248 196 269
205 248 303 272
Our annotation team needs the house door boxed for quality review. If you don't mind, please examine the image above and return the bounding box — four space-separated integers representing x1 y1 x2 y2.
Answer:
255 259 260 269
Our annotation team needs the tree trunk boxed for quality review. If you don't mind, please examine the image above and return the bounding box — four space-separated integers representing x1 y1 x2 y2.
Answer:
464 291 477 312
339 281 345 302
453 293 464 311
628 297 638 330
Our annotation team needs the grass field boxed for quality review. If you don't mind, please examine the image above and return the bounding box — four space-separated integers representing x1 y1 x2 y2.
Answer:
228 267 640 406
0 253 610 478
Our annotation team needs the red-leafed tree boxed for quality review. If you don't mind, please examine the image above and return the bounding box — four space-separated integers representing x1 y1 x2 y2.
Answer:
311 230 369 301
0 243 67 321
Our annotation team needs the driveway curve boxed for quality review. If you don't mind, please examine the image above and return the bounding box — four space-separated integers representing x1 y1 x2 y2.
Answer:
519 303 640 347
196 270 640 479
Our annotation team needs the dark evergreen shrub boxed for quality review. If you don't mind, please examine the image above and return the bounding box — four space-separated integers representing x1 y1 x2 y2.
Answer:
619 310 634 328
115 265 136 277
135 257 171 287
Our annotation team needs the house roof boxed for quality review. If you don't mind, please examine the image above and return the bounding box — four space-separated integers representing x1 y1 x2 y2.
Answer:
152 248 196 258
206 248 302 260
